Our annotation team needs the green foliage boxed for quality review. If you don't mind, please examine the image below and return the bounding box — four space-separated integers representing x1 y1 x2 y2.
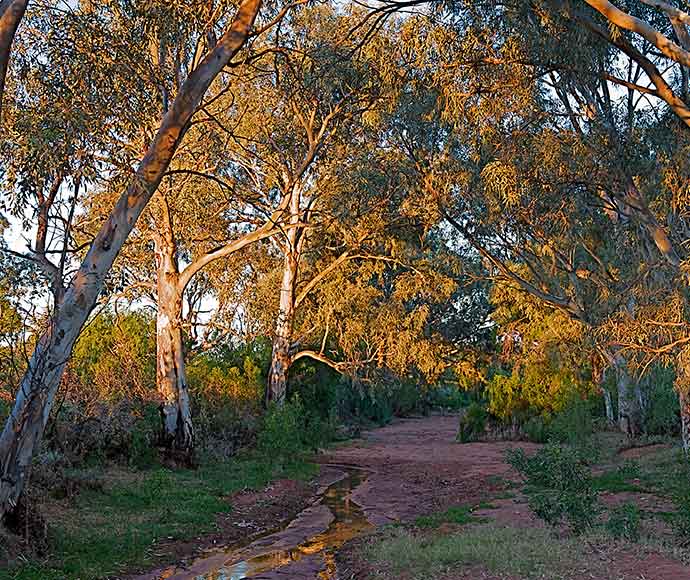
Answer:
128 404 162 469
258 395 336 465
546 396 595 446
258 397 307 463
671 489 690 540
592 461 642 494
486 363 594 422
188 348 265 456
523 415 549 443
508 444 598 533
414 504 487 528
457 402 488 443
606 502 641 542
335 381 392 426
426 385 469 411
641 366 679 437
71 311 156 403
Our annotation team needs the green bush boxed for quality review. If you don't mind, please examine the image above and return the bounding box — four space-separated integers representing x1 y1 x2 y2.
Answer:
606 502 641 541
546 397 594 446
672 489 690 539
618 459 641 479
427 386 469 411
507 444 598 533
335 380 394 426
523 416 549 443
642 366 679 437
457 403 488 443
258 396 307 463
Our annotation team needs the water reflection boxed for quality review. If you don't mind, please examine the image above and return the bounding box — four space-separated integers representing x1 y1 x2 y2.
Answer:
187 469 372 580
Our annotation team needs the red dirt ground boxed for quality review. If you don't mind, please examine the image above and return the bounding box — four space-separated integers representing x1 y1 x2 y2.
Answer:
134 415 690 580
331 416 690 580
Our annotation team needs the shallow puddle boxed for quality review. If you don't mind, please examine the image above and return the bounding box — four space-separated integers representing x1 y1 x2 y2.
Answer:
150 467 372 580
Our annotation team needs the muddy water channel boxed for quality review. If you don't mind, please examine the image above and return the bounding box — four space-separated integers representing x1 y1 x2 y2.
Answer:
146 467 372 580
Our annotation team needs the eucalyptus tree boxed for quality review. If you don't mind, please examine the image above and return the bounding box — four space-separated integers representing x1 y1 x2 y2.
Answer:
268 136 460 390
194 5 404 405
0 0 267 522
488 0 690 446
381 5 678 435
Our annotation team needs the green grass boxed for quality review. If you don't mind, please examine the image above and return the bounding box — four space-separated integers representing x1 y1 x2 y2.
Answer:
591 469 642 493
368 524 586 579
414 504 489 529
0 456 318 580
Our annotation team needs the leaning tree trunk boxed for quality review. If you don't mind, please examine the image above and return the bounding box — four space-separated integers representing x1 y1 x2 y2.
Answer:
266 184 302 406
613 353 642 437
0 0 261 523
154 222 193 460
0 0 28 122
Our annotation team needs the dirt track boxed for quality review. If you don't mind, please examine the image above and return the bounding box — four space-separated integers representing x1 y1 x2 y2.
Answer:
324 415 538 525
134 415 690 580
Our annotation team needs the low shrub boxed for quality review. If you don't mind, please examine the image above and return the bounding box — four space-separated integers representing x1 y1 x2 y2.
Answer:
546 397 594 446
257 394 336 466
457 403 488 443
672 489 690 540
606 502 641 541
427 385 470 412
523 416 549 443
258 396 307 464
642 366 679 437
507 444 598 533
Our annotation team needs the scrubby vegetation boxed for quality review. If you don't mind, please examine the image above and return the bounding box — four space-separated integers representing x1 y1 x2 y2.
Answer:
4 0 690 578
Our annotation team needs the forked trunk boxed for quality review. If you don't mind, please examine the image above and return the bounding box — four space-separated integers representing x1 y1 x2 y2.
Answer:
0 0 261 522
155 225 193 459
266 184 302 406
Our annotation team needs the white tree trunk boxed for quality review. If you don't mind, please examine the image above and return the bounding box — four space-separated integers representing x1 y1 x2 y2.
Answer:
603 383 615 426
679 389 690 456
614 353 641 437
267 184 302 406
154 219 193 459
675 347 690 454
0 0 261 521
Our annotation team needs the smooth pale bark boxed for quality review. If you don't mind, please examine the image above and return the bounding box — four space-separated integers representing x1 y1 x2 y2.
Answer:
603 387 615 426
0 0 27 123
679 389 690 455
613 353 642 437
154 200 193 458
597 366 615 426
153 195 289 456
578 1 690 128
267 184 303 406
584 0 690 68
675 347 690 454
0 0 261 522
